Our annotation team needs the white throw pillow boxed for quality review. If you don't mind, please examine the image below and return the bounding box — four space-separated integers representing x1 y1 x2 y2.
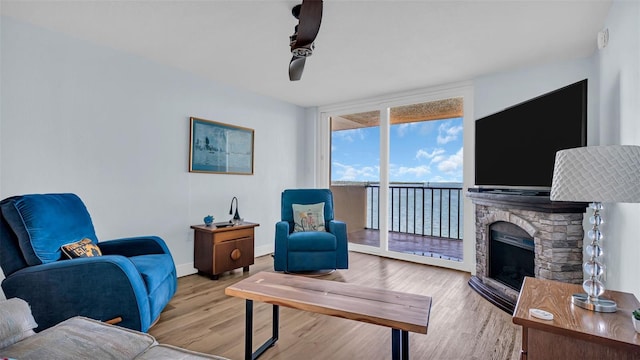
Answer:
292 202 325 232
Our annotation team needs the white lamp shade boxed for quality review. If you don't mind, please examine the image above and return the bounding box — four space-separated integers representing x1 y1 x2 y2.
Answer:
550 145 640 203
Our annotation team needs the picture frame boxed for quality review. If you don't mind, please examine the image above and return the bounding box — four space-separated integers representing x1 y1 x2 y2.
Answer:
189 117 254 175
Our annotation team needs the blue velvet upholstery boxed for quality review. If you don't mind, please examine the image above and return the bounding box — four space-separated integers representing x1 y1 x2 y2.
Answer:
274 189 348 272
0 194 177 333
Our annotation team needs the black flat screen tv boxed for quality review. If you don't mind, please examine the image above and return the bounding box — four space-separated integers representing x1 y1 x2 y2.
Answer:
475 79 587 191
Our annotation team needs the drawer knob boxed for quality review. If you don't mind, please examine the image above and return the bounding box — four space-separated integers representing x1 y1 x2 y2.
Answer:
230 249 242 260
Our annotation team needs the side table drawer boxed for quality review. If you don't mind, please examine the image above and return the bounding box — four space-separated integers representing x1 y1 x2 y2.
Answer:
213 237 254 275
215 228 254 243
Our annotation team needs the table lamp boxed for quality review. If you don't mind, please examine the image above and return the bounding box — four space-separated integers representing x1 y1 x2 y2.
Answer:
229 196 242 225
550 145 640 312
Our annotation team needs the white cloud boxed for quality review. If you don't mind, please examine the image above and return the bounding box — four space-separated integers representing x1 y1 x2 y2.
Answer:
333 162 378 181
416 148 445 160
396 121 436 138
437 147 463 175
395 165 431 178
396 123 410 137
437 122 463 144
396 123 420 137
333 129 365 142
428 174 462 183
388 163 431 179
418 121 436 135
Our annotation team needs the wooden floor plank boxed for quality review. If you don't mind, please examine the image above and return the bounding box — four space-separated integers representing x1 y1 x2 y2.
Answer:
150 252 521 360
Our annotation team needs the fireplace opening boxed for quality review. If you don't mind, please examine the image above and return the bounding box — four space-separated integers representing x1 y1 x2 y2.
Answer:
489 222 534 291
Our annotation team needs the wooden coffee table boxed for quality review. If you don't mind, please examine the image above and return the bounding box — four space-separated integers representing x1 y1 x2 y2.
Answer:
225 271 432 360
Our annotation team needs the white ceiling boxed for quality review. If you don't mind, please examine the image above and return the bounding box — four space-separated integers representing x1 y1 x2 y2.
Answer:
1 0 611 107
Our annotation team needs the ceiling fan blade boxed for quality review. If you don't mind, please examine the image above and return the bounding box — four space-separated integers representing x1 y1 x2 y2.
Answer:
294 0 322 49
289 56 306 81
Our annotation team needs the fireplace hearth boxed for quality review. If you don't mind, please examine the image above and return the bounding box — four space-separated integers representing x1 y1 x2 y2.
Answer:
467 190 587 313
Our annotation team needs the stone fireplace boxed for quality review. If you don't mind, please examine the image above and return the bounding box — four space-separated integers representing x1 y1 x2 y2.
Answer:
467 190 588 313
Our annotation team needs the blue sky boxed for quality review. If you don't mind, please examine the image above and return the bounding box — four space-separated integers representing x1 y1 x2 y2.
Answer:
331 117 463 183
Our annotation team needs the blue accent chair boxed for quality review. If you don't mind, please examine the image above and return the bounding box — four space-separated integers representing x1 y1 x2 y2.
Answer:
274 189 348 272
0 193 177 332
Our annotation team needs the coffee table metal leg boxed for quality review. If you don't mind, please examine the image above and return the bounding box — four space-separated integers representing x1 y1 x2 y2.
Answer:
391 329 410 360
245 300 253 360
245 300 279 360
402 330 409 359
272 305 279 341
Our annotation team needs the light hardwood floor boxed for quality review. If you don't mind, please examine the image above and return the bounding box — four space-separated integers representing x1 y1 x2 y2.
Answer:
150 252 522 360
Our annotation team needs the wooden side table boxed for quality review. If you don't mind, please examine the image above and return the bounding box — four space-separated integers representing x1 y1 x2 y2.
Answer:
512 276 640 360
191 222 259 280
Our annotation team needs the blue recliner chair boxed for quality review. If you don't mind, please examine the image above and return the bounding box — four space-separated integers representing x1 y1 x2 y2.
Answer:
0 193 177 332
274 189 348 272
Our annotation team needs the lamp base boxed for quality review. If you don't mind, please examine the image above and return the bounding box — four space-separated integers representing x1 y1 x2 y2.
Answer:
571 293 617 312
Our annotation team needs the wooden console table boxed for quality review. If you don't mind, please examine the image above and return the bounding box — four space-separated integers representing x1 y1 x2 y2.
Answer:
191 222 259 280
512 276 640 360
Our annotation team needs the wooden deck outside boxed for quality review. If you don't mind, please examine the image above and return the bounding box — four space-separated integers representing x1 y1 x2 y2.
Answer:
348 229 463 261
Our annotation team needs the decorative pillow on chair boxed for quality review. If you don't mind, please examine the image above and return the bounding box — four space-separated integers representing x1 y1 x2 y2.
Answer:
61 238 102 259
292 202 325 232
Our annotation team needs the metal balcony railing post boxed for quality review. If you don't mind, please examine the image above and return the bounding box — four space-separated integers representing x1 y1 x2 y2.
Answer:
447 189 451 238
421 188 425 236
412 188 416 234
438 190 442 238
404 188 408 233
430 189 434 237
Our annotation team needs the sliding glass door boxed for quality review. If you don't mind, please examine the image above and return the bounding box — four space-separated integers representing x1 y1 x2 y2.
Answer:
322 88 473 272
387 101 464 261
330 110 381 251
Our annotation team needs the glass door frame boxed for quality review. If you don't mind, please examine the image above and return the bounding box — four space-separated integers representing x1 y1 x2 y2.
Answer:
317 82 476 274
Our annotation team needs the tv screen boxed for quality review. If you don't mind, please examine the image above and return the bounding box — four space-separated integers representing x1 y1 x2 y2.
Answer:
475 79 587 190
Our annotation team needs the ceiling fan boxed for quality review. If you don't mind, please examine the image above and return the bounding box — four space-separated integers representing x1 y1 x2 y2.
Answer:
289 0 323 81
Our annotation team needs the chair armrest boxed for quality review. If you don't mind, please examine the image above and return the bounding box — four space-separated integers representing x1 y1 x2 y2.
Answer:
328 220 347 243
1 255 151 332
99 236 171 257
274 221 290 271
328 220 349 268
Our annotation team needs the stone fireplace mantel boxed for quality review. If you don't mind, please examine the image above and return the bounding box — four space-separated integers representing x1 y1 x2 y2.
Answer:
467 189 588 313
466 189 589 213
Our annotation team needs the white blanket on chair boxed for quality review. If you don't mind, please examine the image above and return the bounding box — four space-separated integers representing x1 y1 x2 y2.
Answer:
0 297 38 348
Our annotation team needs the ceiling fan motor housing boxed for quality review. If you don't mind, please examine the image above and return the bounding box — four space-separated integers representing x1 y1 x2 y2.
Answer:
292 44 314 57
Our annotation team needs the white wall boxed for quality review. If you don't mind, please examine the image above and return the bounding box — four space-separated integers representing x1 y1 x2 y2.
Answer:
472 57 597 283
473 0 640 298
3 1 639 301
474 56 598 145
0 17 313 287
596 0 640 296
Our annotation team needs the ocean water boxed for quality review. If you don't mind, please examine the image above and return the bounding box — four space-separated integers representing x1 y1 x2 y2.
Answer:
365 183 463 240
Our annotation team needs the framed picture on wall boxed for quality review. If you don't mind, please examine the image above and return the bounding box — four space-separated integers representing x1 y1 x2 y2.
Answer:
189 117 254 175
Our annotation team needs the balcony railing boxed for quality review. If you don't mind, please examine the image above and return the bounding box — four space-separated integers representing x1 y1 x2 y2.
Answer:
365 183 463 240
